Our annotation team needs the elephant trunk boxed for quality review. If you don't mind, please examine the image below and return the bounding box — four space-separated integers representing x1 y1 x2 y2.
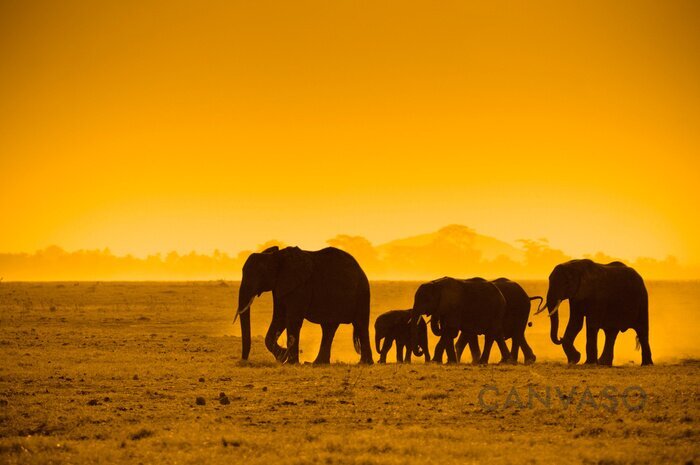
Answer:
237 284 255 360
422 333 431 362
547 295 562 345
412 318 428 357
549 310 561 345
375 331 382 354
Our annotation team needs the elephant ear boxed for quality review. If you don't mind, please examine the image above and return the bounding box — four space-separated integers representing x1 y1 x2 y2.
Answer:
417 281 443 316
274 247 313 297
574 260 600 298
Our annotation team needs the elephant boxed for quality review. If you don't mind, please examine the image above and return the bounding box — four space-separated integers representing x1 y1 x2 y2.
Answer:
433 278 541 364
234 245 374 364
409 277 509 364
538 259 652 366
374 309 430 363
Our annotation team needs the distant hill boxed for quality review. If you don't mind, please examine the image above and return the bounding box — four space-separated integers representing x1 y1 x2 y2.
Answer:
376 224 525 262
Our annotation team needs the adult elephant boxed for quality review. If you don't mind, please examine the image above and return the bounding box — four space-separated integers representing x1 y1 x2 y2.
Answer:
374 309 430 363
409 277 509 364
436 278 541 364
234 246 373 364
539 259 652 366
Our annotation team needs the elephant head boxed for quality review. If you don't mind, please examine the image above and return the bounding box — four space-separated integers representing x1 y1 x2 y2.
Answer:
544 259 598 346
409 280 442 350
411 281 442 319
235 246 313 360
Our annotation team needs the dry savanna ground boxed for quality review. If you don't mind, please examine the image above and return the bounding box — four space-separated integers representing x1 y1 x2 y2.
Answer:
0 282 698 464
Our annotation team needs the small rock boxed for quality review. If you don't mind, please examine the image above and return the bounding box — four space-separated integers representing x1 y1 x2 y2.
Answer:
219 392 226 398
195 396 206 405
86 399 100 406
262 386 268 392
219 396 230 405
198 377 205 383
103 397 111 402
132 374 139 380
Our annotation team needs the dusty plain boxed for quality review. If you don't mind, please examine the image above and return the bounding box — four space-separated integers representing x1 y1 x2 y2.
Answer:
0 282 698 464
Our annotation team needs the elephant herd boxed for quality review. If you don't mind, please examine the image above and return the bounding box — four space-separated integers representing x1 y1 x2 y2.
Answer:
234 246 653 367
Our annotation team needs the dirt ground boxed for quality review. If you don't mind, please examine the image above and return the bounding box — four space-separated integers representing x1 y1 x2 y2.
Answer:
0 282 698 464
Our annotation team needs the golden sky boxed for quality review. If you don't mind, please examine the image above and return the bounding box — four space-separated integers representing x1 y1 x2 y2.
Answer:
1 1 699 265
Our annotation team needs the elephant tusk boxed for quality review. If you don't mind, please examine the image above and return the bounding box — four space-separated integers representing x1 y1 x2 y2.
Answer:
233 296 255 324
548 300 562 317
534 299 562 316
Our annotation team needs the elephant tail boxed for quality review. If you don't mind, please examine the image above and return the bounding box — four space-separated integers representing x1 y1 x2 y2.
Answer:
529 296 544 313
353 327 362 355
635 336 641 351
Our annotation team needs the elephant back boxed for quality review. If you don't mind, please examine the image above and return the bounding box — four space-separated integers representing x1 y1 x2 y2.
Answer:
374 309 411 331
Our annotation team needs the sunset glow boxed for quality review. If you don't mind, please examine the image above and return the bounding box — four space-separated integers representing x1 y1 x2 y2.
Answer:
1 1 699 276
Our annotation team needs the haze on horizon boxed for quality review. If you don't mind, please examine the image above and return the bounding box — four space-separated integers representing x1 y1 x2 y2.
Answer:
1 1 699 271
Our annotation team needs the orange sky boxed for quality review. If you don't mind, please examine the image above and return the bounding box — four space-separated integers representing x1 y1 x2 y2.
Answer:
1 1 699 266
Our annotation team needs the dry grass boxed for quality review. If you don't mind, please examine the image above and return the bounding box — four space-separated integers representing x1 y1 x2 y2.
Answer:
0 282 698 464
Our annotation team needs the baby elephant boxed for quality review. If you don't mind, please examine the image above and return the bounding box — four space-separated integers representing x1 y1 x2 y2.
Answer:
374 309 430 363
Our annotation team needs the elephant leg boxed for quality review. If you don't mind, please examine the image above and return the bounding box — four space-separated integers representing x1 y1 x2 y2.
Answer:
520 336 536 364
283 317 304 364
584 320 599 365
598 328 618 366
432 338 445 363
479 335 495 365
562 311 584 364
396 341 405 362
353 321 374 364
313 323 339 364
468 334 481 365
404 344 412 363
510 336 521 364
455 332 469 362
495 332 510 365
439 335 457 363
378 336 393 363
265 314 287 362
636 327 653 366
